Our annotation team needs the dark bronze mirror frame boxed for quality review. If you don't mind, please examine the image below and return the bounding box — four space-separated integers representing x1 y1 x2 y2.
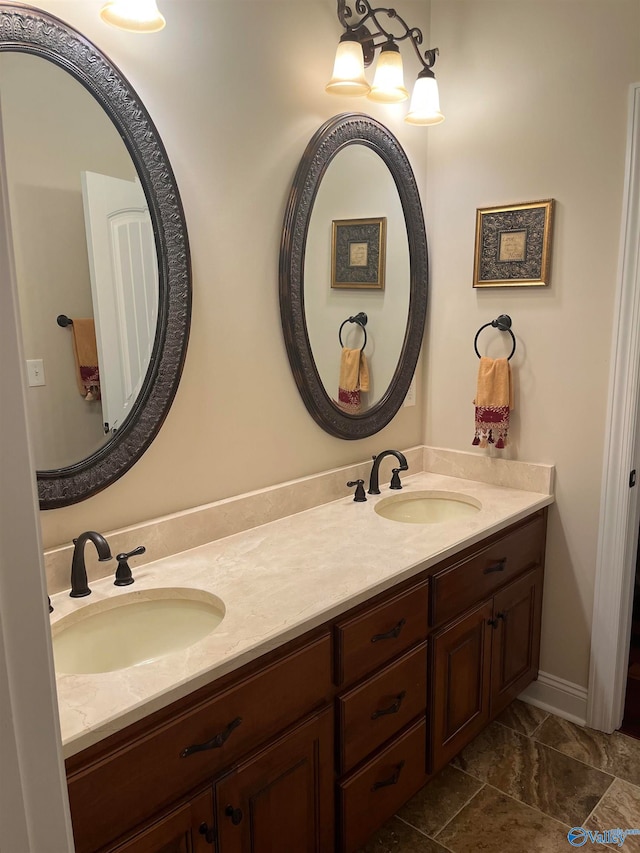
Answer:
0 3 191 508
279 113 428 439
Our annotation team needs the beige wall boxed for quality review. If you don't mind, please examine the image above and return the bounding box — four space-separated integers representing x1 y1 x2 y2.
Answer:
426 0 640 688
21 0 640 695
32 0 428 550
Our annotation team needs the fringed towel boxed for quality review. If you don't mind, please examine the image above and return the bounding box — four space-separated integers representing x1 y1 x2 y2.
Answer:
71 318 101 401
472 356 513 449
337 347 369 414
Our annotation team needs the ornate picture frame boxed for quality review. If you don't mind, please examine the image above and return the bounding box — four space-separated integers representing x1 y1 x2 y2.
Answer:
473 199 554 287
331 217 386 289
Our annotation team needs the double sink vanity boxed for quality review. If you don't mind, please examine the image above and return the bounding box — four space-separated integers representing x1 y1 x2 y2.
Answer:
0 7 554 850
50 450 554 853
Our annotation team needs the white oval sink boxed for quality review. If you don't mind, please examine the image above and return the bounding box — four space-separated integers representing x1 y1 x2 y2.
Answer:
52 588 225 674
375 491 482 524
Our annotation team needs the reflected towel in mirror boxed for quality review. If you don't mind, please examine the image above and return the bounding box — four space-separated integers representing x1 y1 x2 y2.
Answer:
472 356 513 449
71 318 101 401
337 347 369 414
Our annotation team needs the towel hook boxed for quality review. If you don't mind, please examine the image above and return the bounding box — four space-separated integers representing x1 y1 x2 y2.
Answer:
57 314 73 327
474 314 516 360
339 312 368 351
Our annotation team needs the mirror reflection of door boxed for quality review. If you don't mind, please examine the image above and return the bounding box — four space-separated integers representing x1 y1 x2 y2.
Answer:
304 144 410 410
82 172 158 435
0 52 158 470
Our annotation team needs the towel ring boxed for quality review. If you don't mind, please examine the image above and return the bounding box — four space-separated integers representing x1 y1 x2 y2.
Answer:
339 312 368 351
474 314 516 360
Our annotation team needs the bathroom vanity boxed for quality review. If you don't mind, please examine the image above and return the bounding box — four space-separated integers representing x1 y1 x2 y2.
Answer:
58 477 549 853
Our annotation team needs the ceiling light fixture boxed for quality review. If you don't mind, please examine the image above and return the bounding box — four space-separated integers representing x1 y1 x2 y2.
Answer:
100 0 166 33
325 0 444 126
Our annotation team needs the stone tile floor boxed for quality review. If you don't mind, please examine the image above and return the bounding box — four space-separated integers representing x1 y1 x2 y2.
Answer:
358 700 640 853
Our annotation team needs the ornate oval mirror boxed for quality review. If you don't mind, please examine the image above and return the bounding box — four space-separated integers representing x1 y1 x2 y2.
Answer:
0 4 191 508
279 113 428 439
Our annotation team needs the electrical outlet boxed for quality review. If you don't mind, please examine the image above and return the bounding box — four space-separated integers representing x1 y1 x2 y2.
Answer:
404 376 416 407
26 359 46 387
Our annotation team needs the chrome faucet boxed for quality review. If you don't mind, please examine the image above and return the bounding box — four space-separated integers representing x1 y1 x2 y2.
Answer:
70 531 112 598
368 450 409 495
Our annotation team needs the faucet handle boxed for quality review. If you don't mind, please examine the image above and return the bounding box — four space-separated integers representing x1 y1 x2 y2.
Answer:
347 480 367 502
114 545 146 587
390 468 404 490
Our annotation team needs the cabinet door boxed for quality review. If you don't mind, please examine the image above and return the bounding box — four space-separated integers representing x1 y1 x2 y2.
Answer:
107 789 214 853
431 599 493 774
215 707 333 853
490 567 543 717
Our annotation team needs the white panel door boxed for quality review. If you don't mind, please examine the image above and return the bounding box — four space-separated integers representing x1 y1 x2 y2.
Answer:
81 171 158 434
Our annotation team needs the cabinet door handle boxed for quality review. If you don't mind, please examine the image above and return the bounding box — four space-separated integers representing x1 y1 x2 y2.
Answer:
225 805 243 826
371 691 406 720
371 760 405 791
483 558 507 574
371 617 406 643
180 716 242 757
198 822 215 844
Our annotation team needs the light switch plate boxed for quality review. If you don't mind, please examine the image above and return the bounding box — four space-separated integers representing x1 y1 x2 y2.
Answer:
404 376 416 407
26 359 46 387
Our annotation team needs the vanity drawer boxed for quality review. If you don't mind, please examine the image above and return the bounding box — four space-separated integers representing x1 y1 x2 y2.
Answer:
67 632 332 853
335 581 428 686
338 717 428 853
430 513 546 627
337 642 427 773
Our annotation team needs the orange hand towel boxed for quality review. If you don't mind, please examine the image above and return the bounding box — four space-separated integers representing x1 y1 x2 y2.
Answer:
472 357 513 449
337 347 369 414
71 318 101 401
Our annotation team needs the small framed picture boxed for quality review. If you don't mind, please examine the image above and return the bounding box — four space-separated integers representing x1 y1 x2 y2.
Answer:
473 199 555 287
331 217 386 289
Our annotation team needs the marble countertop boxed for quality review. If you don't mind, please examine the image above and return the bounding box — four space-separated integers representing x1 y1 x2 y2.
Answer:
51 470 554 758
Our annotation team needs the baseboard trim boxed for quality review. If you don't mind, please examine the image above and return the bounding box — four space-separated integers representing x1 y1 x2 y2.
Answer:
519 671 588 727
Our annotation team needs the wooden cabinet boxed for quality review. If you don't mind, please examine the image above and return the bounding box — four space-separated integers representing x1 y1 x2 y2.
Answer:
215 707 333 853
68 632 333 853
431 599 494 772
106 790 215 853
334 585 430 852
490 567 544 716
430 511 546 774
67 510 547 853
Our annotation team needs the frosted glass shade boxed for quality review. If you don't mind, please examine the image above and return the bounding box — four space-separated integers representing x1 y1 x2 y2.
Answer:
405 75 444 125
100 0 166 32
368 44 409 103
325 39 371 97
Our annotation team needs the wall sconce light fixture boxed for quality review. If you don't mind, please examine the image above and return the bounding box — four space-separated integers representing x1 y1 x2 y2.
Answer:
100 0 166 32
326 0 444 126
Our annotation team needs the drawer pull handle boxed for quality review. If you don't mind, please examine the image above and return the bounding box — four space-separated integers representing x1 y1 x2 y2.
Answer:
199 822 215 844
225 805 243 826
371 760 405 791
483 558 507 574
371 617 406 643
371 691 406 720
180 716 242 758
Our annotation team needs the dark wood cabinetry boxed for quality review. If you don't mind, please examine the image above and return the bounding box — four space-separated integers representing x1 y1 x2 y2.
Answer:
216 707 333 853
67 510 547 853
430 513 546 774
107 790 214 853
431 599 494 771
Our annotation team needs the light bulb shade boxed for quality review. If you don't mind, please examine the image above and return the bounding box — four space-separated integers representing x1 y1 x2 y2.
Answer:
325 38 371 97
100 0 165 32
367 43 409 103
405 74 444 125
